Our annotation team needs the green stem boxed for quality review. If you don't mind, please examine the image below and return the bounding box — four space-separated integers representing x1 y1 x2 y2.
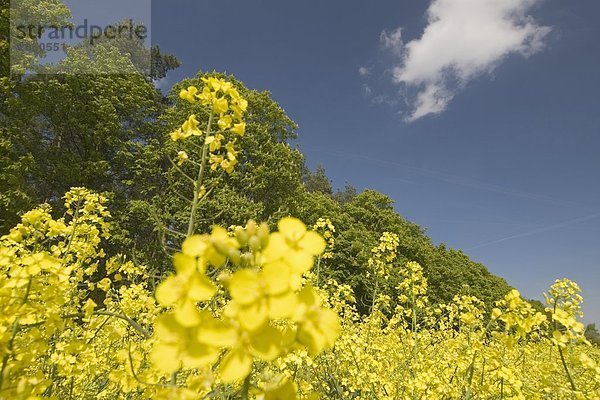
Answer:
551 302 577 392
0 318 19 391
370 279 379 315
93 311 152 339
241 375 250 399
315 255 322 286
169 158 197 184
458 313 500 399
463 351 477 400
57 311 151 339
558 345 577 392
64 197 82 255
411 277 417 332
187 112 213 237
68 377 74 400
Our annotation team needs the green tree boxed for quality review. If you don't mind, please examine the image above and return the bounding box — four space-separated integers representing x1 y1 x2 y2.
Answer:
292 189 513 313
69 18 180 80
118 71 306 274
585 323 600 346
0 0 72 226
0 0 179 232
0 48 163 227
304 164 333 195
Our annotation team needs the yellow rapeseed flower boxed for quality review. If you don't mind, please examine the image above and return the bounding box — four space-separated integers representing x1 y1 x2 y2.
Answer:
230 122 246 136
293 285 340 356
179 86 198 103
155 252 216 326
181 114 202 137
177 151 189 166
263 217 325 279
213 97 229 114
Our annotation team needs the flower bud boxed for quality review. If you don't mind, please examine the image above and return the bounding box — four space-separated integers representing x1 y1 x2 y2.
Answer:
240 252 254 267
234 227 249 247
227 249 241 266
245 220 258 236
258 223 270 247
248 236 262 252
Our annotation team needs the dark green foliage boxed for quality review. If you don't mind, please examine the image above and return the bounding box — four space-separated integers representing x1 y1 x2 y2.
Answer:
290 189 512 313
150 46 181 81
101 71 307 273
304 164 333 195
1 65 162 226
333 183 358 204
585 323 600 346
69 18 180 81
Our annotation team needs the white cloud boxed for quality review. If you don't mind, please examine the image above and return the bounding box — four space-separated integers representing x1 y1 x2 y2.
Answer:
380 27 403 49
154 77 171 92
358 66 371 76
386 0 551 121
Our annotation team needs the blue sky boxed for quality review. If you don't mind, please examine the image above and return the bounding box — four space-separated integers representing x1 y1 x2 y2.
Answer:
133 1 599 322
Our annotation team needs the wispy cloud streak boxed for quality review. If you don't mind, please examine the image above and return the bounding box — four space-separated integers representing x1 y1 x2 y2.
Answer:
466 213 600 250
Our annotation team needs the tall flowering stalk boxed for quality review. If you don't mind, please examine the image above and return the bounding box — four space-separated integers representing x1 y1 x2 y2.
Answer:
151 78 341 398
169 77 248 236
367 232 399 314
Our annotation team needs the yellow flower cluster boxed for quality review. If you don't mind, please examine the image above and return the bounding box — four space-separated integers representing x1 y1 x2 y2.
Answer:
312 218 335 260
367 232 399 278
440 294 485 331
0 189 160 399
365 232 402 315
285 227 599 399
393 261 430 328
171 77 247 174
545 278 587 348
151 217 340 393
492 289 547 339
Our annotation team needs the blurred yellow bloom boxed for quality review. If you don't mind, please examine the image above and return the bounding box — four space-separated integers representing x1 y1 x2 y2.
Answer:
293 285 340 356
226 142 237 162
218 324 285 383
206 133 224 152
221 159 237 174
219 347 253 382
259 378 298 400
155 252 216 326
82 298 96 319
97 277 111 292
170 128 186 141
181 228 239 269
150 314 220 373
217 115 232 130
263 217 325 278
197 86 213 105
201 76 225 92
228 268 296 332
